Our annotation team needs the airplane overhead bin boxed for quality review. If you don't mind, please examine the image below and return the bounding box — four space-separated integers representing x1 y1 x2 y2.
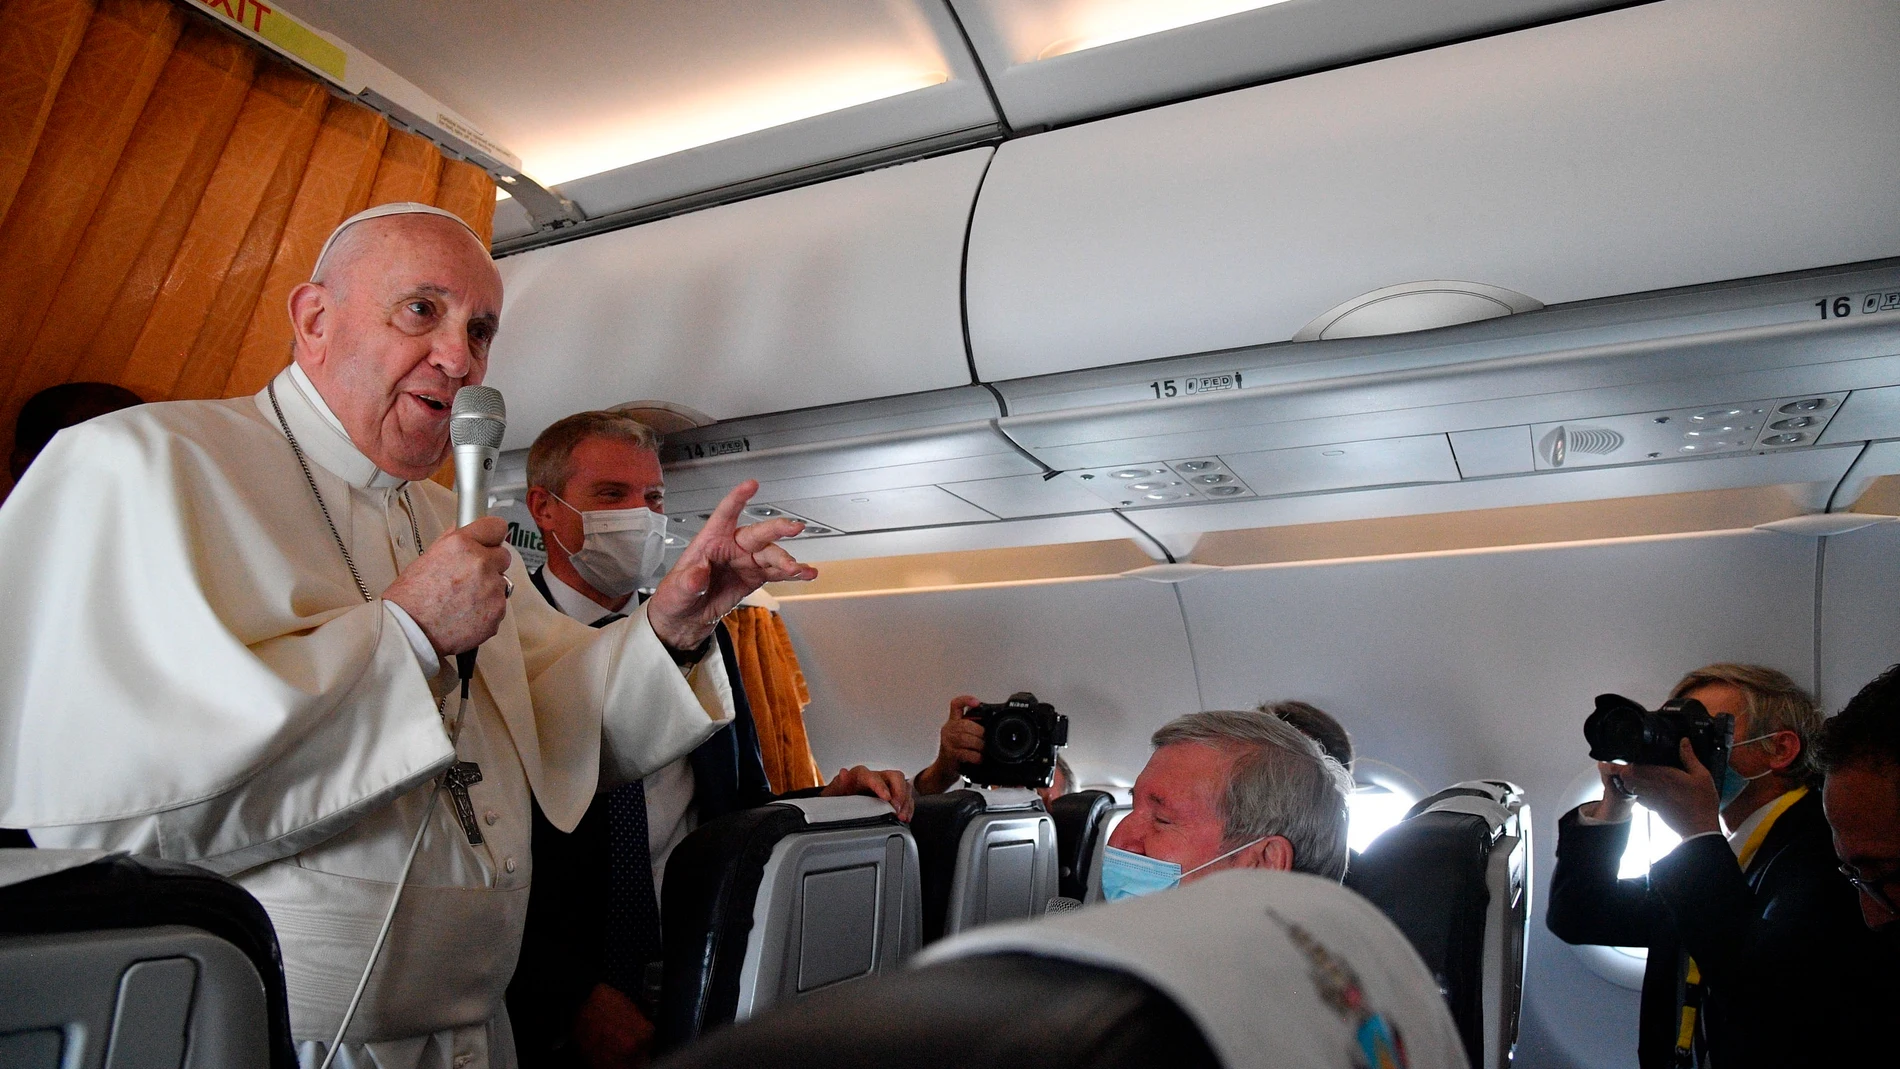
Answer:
488 0 1900 562
484 148 993 450
963 0 1900 381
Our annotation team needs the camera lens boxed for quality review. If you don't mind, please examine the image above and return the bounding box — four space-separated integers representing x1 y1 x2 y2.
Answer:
991 714 1036 762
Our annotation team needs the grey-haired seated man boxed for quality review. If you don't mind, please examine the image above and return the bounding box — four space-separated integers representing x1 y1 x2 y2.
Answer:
1101 710 1353 900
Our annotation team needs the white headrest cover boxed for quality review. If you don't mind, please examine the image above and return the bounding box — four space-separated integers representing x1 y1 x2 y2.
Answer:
918 869 1469 1069
773 796 895 824
966 786 1042 812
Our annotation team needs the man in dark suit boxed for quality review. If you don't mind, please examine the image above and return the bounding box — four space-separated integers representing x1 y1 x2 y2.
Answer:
505 411 912 1068
1817 663 1900 943
1547 663 1877 1068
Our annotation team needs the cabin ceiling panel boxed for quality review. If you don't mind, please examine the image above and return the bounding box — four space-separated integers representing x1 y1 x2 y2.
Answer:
485 149 991 448
964 0 1900 381
1821 385 1900 445
948 0 1619 130
784 512 1140 563
780 576 1201 787
1126 445 1861 543
1219 434 1460 499
998 316 1900 473
777 485 998 533
278 0 997 225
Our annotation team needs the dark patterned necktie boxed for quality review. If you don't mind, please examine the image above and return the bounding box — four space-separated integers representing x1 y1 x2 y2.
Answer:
603 780 663 996
590 607 663 996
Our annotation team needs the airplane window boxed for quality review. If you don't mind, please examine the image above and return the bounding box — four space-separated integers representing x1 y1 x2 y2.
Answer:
1604 801 1682 962
1347 781 1418 853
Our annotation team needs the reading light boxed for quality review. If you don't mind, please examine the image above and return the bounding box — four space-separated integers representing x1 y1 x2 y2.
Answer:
1036 0 1298 61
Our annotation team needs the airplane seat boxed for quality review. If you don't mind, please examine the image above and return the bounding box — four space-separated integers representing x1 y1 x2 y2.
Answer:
1047 789 1115 902
651 952 1220 1069
909 788 1059 944
1082 801 1133 903
0 848 294 1069
657 797 921 1049
1344 780 1531 1069
660 868 1467 1069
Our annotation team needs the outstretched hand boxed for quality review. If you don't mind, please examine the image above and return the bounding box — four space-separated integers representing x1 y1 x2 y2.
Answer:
646 480 817 651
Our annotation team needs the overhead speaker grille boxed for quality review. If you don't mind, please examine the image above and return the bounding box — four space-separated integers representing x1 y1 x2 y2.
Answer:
1540 425 1623 467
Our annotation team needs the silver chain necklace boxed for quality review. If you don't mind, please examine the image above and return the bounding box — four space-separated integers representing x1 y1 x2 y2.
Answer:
268 380 421 603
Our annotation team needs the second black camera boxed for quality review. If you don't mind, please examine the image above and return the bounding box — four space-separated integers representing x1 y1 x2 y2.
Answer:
960 691 1069 789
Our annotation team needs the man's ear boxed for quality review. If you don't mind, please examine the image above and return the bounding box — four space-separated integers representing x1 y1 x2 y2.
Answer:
288 282 330 365
1765 730 1805 774
1243 836 1296 872
525 487 559 544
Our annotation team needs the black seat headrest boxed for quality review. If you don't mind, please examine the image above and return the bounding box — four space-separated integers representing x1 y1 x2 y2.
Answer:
659 802 903 1049
654 951 1220 1069
909 790 989 944
1345 811 1497 1063
1047 790 1114 902
0 851 297 1069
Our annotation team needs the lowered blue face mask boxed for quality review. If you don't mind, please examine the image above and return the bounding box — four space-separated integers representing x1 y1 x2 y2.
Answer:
1100 838 1267 901
1717 732 1779 807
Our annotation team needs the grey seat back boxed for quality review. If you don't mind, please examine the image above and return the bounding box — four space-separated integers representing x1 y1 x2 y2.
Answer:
1346 780 1531 1069
0 849 289 1069
658 798 920 1049
911 788 1059 941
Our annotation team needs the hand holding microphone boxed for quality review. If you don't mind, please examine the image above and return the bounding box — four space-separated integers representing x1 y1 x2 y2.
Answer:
383 386 510 673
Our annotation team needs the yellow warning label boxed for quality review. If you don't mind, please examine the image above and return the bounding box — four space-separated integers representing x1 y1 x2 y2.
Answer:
194 1 347 84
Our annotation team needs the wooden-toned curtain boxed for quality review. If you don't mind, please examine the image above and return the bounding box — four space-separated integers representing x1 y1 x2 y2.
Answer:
0 0 497 494
723 605 825 793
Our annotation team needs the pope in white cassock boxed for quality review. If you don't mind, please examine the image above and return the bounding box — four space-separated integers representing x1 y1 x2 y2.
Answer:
0 203 819 1068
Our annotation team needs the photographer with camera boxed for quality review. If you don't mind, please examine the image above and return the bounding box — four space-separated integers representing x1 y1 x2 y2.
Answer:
917 694 1075 806
1547 664 1872 1069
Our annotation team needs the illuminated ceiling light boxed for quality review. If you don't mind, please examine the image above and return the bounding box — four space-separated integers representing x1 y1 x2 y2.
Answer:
1036 0 1297 61
520 67 949 188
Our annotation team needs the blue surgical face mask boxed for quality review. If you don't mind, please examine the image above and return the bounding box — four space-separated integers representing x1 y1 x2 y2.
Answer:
1717 732 1778 807
1100 838 1268 901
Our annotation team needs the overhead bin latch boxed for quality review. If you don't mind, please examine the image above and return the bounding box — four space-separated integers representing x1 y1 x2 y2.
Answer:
1294 281 1543 343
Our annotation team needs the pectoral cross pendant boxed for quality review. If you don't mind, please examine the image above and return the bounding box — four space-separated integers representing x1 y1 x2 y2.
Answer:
440 761 485 845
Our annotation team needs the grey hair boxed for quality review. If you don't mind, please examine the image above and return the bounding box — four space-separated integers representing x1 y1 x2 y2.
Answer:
1669 663 1823 788
1152 709 1354 881
1052 754 1076 796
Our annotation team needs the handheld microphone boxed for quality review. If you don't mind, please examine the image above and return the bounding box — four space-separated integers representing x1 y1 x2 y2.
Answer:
450 385 506 696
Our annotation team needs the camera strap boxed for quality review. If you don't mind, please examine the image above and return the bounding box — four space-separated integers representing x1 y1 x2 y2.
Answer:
1670 786 1810 1066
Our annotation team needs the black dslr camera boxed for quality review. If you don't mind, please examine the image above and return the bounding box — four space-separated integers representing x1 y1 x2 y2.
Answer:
1584 693 1733 782
959 692 1070 789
